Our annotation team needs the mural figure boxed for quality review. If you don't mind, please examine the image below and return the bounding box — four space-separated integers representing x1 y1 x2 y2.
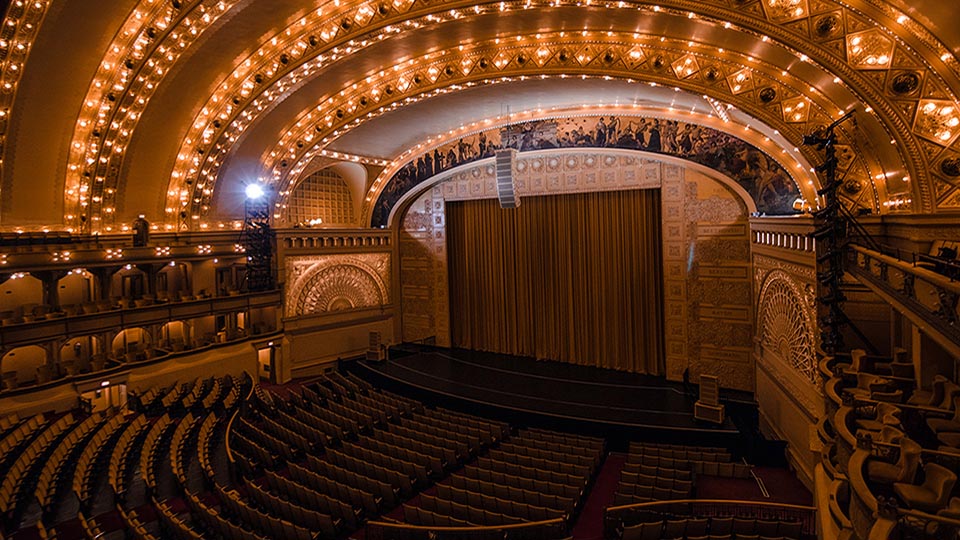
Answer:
371 115 802 226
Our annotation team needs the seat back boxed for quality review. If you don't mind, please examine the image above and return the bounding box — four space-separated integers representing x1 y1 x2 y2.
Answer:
924 463 958 507
895 437 922 483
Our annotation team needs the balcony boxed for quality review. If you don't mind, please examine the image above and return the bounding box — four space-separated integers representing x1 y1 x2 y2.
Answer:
0 289 282 349
846 244 960 357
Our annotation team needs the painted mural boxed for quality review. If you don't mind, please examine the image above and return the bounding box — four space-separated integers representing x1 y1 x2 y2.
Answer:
371 115 802 226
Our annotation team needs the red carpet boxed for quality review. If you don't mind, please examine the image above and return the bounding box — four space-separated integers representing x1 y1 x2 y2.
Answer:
696 465 812 506
571 453 624 540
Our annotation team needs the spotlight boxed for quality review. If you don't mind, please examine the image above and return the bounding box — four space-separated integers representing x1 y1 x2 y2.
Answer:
245 183 265 200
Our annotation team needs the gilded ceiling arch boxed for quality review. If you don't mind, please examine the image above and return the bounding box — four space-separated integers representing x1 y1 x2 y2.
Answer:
3 0 960 231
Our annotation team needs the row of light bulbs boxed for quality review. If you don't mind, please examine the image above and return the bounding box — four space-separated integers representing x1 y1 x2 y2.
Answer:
64 0 238 232
152 0 924 228
264 33 843 216
0 0 50 226
0 0 944 232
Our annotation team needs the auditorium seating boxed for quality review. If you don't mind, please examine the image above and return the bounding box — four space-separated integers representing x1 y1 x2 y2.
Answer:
820 349 960 538
0 365 812 540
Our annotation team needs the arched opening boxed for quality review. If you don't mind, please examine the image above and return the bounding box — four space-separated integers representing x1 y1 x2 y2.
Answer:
0 273 43 323
58 336 104 376
1 345 49 389
111 327 153 362
285 168 358 227
160 320 192 352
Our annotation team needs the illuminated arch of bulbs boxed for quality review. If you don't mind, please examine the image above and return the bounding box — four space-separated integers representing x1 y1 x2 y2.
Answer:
38 0 960 232
258 32 887 217
63 0 240 232
148 0 955 232
171 3 960 228
0 0 51 222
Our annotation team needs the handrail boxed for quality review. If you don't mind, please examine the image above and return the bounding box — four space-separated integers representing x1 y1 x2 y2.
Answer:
366 518 566 531
224 373 255 466
605 498 817 513
847 245 960 357
604 498 817 538
849 245 960 295
365 517 566 540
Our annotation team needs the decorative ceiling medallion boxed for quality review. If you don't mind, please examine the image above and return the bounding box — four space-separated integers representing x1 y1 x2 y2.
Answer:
760 0 809 22
727 68 754 94
672 54 701 79
758 86 778 103
914 100 960 144
812 12 843 39
845 30 894 69
781 96 810 123
889 71 921 96
941 157 960 178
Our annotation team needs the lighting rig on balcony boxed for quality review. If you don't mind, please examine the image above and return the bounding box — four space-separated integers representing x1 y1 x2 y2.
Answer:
805 109 881 355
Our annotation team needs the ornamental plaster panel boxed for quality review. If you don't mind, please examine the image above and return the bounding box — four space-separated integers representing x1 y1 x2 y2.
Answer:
285 253 391 318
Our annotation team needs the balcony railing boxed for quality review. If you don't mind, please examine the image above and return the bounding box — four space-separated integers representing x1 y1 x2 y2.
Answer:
0 289 282 348
275 228 392 251
846 244 960 355
750 216 816 255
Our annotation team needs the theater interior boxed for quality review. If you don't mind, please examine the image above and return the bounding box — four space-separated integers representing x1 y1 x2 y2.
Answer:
0 0 958 538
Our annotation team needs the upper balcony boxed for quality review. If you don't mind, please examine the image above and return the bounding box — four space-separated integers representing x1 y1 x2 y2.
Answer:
846 244 960 358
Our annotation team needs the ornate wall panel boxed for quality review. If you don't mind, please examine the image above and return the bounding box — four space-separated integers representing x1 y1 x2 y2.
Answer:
753 255 822 417
662 168 754 391
440 151 663 202
284 254 390 318
398 188 450 345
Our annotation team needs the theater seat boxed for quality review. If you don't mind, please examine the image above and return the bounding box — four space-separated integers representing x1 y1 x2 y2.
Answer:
866 437 921 484
937 497 960 519
927 396 960 434
909 375 948 406
893 462 957 513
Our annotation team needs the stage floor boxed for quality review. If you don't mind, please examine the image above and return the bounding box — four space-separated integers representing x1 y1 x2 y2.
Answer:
355 346 750 447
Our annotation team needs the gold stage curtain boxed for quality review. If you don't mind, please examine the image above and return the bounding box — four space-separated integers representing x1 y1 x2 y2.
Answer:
447 189 664 374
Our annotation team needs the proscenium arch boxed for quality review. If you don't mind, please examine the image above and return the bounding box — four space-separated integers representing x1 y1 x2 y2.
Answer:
360 107 817 226
384 147 760 229
165 10 931 228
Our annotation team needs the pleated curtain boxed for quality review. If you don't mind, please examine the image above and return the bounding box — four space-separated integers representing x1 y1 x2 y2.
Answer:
447 189 664 374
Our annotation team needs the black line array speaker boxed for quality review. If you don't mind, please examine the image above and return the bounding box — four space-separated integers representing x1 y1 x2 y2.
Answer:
495 149 520 209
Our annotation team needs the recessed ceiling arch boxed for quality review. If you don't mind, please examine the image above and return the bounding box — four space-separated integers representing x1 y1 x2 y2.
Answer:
2 0 960 231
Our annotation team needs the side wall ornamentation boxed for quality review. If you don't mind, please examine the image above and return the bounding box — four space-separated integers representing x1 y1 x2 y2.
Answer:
753 254 823 487
284 254 391 318
398 188 449 346
663 167 754 391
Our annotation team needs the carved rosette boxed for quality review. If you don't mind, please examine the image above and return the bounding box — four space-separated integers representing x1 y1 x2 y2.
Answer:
758 269 818 383
285 254 390 317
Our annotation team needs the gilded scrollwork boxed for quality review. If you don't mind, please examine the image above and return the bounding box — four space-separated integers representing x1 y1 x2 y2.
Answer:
757 269 818 383
285 254 391 317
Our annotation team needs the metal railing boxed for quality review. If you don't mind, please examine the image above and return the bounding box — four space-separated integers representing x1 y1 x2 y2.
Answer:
846 244 960 352
603 499 817 538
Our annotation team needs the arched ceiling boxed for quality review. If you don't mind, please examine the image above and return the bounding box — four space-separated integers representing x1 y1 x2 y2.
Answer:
1 0 959 232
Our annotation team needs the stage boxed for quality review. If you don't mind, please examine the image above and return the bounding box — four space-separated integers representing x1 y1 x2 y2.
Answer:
352 346 758 451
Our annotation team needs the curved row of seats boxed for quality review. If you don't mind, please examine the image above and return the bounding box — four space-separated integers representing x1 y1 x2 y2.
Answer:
0 373 248 539
821 348 960 539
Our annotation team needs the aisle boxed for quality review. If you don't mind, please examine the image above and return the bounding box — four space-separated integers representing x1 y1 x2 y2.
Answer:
571 453 626 540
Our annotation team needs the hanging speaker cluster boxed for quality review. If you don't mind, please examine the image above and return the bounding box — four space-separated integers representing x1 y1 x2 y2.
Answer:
495 149 520 209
